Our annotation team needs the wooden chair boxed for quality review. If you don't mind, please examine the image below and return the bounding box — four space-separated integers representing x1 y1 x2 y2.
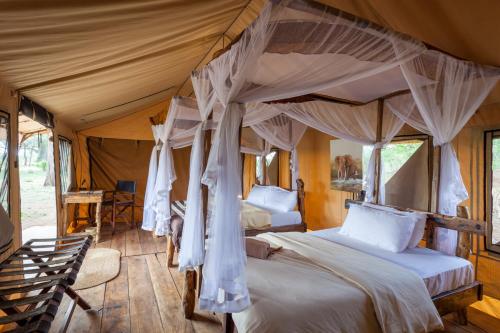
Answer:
102 180 136 234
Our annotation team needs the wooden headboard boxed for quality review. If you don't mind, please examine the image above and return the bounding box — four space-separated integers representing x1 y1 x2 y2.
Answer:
344 200 486 262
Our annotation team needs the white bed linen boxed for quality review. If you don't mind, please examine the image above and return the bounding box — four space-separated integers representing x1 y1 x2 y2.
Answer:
310 228 473 297
243 201 302 228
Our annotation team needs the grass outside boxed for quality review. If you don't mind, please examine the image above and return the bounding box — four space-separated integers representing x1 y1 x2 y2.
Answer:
20 165 56 230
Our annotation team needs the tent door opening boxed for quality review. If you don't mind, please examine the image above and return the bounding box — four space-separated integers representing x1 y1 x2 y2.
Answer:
19 115 57 242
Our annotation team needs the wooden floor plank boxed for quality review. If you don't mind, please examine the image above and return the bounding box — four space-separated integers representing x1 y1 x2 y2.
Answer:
127 255 163 333
138 228 158 254
50 284 106 333
159 252 183 297
96 225 112 249
157 253 221 333
152 235 167 253
145 254 195 333
125 227 142 257
110 225 127 257
101 257 130 333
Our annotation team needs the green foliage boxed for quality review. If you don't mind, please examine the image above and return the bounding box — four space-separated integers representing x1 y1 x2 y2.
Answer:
381 142 422 182
492 138 500 171
36 160 48 171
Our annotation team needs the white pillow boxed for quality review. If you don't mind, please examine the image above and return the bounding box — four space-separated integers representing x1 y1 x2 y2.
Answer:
247 185 267 207
247 185 297 213
340 205 416 253
406 213 427 248
362 202 427 248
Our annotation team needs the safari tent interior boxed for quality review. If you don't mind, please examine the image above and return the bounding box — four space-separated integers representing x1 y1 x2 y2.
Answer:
1 0 500 332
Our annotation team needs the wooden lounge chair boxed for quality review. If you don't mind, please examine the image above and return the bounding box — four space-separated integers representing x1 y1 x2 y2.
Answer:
0 235 93 333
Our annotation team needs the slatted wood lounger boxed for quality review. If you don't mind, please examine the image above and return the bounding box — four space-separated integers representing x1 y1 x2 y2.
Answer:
0 235 93 333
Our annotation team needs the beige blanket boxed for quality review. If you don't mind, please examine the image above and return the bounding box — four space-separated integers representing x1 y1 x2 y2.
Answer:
241 201 272 230
233 232 443 333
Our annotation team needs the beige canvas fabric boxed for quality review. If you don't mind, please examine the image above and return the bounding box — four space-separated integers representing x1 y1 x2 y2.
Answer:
0 0 498 139
0 0 265 131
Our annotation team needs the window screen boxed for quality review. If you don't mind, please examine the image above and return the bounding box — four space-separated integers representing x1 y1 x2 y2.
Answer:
58 136 73 194
0 112 9 214
485 130 500 254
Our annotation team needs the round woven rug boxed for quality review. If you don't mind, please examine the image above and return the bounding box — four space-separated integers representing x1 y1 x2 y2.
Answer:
73 248 121 290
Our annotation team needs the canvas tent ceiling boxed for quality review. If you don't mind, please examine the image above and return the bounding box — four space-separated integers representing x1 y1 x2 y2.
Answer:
0 0 499 137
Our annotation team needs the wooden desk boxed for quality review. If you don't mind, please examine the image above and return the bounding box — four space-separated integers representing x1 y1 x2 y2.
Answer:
62 191 104 243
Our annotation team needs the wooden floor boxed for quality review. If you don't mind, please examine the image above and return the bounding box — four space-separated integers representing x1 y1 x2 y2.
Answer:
47 223 496 333
50 223 222 333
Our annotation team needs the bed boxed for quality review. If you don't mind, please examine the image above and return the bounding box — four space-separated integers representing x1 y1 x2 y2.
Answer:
223 200 485 333
242 179 307 236
165 179 306 267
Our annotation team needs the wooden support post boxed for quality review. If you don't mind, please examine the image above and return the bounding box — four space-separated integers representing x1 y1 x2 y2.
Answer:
182 269 197 319
430 143 441 213
456 206 471 259
166 235 175 267
373 99 384 204
262 155 268 185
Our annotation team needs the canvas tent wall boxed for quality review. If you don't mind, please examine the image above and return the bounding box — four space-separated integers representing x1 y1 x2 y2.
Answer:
0 0 499 321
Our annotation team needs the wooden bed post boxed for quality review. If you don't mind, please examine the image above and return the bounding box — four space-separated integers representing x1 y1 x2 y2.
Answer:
426 143 441 250
373 99 384 204
182 112 213 318
296 178 306 225
430 143 441 213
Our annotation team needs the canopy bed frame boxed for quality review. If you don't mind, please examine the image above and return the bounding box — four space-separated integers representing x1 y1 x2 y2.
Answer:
139 0 500 330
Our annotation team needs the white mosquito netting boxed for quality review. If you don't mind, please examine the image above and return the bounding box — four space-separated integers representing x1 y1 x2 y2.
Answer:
142 97 200 236
140 93 305 270
386 50 500 255
274 100 404 202
187 0 496 312
193 0 425 313
142 124 164 234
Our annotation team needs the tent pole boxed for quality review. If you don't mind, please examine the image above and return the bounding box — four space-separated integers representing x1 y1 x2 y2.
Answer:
373 99 384 204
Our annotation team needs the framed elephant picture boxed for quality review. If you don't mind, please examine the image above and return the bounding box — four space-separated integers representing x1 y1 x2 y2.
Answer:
330 139 364 192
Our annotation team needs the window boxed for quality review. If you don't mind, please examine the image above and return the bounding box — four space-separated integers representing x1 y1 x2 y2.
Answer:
380 137 430 211
256 149 280 186
485 131 500 254
0 112 9 214
360 137 429 209
58 136 73 194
